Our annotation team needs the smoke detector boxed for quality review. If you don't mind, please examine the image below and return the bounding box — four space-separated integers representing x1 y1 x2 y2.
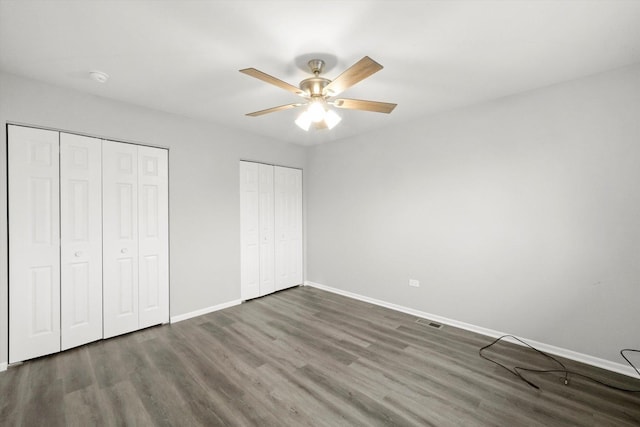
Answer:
89 70 109 83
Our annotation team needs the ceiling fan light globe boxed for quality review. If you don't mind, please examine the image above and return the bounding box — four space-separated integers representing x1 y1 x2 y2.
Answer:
325 109 342 130
308 101 326 122
295 111 312 131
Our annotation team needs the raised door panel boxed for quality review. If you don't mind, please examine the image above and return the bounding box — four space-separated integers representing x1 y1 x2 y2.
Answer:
274 166 303 291
240 161 260 300
138 146 169 328
8 125 61 363
258 164 275 296
60 133 103 350
102 141 139 338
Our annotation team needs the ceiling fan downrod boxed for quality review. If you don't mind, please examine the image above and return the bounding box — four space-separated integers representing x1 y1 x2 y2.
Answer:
307 59 325 76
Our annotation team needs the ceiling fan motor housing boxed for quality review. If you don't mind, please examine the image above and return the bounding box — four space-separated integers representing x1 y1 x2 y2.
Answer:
300 77 331 97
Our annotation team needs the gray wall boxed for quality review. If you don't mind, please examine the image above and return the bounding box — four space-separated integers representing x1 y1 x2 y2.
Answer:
306 64 640 364
0 71 306 365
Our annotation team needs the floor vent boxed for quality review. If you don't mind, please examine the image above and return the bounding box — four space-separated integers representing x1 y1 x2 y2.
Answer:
416 318 443 329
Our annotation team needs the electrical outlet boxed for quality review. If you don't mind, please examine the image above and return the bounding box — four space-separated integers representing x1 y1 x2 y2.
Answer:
409 279 420 288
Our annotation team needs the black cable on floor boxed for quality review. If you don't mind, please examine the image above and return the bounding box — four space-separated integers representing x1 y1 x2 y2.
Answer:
479 335 640 393
621 349 640 377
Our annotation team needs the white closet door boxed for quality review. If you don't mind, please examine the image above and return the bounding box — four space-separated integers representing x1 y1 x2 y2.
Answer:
102 141 139 338
258 163 275 296
274 166 303 291
240 161 260 300
8 125 61 363
60 133 103 350
138 146 169 328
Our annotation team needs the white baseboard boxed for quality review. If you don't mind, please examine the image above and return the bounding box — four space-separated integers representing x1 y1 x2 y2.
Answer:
304 281 638 379
0 362 7 372
170 299 242 323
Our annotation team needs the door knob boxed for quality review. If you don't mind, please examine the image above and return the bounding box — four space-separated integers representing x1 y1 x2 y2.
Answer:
121 248 128 254
74 251 82 257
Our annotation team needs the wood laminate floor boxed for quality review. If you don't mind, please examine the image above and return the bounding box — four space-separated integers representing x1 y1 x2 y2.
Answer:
1 286 639 426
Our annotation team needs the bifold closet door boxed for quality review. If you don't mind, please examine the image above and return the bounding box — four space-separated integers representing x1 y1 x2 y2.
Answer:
9 127 168 361
8 125 61 363
240 161 260 300
240 161 274 300
274 166 303 291
138 145 169 329
103 141 169 338
241 161 300 300
60 133 103 350
102 141 140 338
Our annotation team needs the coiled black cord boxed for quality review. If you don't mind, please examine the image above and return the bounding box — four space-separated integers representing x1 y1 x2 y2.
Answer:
479 335 640 392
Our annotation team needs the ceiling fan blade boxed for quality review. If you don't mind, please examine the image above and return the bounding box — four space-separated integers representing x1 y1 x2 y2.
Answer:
332 98 397 114
239 68 306 97
324 56 383 96
245 103 303 117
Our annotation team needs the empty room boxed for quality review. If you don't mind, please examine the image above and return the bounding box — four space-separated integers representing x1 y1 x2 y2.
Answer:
1 0 639 425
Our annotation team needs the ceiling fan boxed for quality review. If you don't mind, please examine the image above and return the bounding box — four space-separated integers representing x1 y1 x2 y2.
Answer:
239 56 397 131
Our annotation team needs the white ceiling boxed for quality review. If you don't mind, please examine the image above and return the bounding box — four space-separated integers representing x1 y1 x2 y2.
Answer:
1 0 640 145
